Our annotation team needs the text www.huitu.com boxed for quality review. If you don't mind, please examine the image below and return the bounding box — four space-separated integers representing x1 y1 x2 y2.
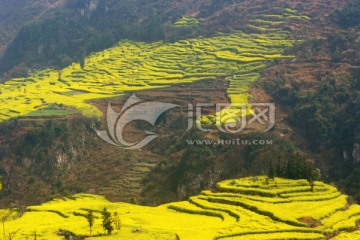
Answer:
186 139 273 146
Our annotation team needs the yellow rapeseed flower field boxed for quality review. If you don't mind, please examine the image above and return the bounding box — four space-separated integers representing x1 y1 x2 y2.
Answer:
0 12 299 124
0 176 359 240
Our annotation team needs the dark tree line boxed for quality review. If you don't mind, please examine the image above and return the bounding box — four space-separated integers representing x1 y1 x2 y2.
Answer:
268 153 320 182
85 208 120 236
332 0 360 28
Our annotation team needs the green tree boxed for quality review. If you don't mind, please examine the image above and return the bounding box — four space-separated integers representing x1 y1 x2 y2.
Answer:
275 157 283 177
114 212 121 230
86 210 94 236
101 208 114 235
268 159 275 179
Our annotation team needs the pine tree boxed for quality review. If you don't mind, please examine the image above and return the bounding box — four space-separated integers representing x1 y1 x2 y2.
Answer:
275 157 283 177
268 159 275 179
101 208 114 235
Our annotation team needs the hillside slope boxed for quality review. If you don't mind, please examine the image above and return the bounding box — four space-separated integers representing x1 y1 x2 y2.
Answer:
258 0 360 200
0 6 302 207
1 177 359 240
0 0 345 76
0 0 68 58
0 19 295 122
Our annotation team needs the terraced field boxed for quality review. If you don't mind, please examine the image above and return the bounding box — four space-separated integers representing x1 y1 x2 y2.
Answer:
0 10 302 123
1 176 359 240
